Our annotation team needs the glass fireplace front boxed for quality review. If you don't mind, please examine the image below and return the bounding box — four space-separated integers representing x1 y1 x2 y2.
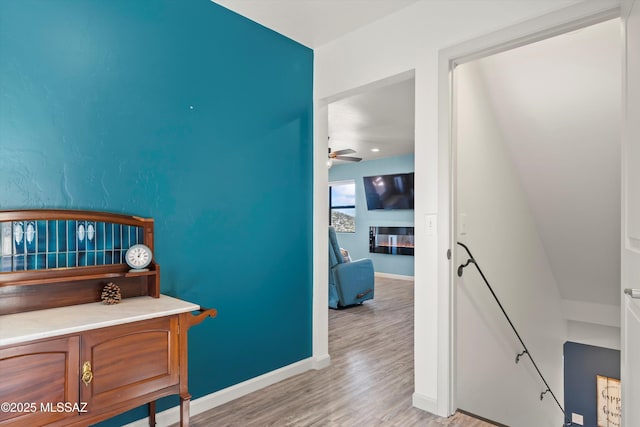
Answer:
369 226 414 256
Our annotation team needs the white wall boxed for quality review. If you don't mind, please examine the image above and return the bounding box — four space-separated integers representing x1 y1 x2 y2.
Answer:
567 321 621 350
474 19 622 309
455 61 567 426
315 0 581 415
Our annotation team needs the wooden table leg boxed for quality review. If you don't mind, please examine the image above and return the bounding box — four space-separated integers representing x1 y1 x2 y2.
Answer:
180 394 191 427
148 401 156 427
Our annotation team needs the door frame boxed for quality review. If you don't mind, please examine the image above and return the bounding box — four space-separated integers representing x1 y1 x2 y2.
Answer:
312 70 416 369
437 0 621 416
621 0 638 423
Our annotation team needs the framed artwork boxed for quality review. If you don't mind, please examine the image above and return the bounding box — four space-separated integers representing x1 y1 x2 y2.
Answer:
597 375 621 427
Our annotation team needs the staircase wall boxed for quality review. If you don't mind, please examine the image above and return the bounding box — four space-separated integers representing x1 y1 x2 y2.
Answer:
455 61 567 426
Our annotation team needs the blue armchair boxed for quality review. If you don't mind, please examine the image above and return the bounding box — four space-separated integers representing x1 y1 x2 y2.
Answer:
329 226 374 309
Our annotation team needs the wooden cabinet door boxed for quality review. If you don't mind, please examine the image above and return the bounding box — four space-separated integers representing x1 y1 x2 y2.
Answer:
0 337 80 426
79 316 179 411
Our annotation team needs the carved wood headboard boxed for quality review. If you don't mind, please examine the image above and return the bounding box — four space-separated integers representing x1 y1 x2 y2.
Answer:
0 210 159 315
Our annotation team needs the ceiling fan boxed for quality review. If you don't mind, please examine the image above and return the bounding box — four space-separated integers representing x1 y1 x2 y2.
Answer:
328 147 362 163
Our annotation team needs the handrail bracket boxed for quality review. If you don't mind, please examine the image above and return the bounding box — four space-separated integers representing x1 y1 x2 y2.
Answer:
457 258 475 277
515 349 528 364
540 388 550 401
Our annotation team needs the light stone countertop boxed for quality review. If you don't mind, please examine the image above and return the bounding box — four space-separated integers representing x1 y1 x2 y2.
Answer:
0 295 200 347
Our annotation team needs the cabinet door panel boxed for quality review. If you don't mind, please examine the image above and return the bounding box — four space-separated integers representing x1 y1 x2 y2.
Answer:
92 330 171 394
80 316 179 410
0 337 79 426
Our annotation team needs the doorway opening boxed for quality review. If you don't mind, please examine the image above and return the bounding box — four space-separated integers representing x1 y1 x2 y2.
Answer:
325 71 417 401
451 17 621 427
326 73 416 285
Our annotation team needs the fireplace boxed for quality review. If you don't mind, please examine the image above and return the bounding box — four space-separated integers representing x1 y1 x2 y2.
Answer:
369 226 414 256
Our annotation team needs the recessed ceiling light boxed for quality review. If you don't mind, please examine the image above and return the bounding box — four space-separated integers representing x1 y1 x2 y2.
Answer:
371 148 380 152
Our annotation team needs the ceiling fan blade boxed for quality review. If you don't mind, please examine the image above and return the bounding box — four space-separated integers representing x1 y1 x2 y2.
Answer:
332 148 356 156
335 156 362 162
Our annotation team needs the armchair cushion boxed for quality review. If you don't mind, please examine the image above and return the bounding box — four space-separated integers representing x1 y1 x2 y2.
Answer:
332 258 374 306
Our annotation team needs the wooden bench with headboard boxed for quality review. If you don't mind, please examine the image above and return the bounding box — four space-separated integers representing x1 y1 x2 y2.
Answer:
0 209 216 427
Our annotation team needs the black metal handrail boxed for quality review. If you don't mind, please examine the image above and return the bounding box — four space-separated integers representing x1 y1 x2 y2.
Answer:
456 242 570 426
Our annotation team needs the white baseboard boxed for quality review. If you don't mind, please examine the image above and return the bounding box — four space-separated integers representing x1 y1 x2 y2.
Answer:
123 357 318 427
375 272 414 281
312 353 331 370
412 392 438 415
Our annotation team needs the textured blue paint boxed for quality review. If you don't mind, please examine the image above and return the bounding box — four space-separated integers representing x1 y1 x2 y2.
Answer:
329 155 414 276
0 0 313 424
564 341 620 427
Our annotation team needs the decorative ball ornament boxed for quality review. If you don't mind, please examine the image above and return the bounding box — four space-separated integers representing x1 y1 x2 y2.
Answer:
101 282 122 305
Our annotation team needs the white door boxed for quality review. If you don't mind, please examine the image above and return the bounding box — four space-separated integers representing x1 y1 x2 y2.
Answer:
622 0 640 425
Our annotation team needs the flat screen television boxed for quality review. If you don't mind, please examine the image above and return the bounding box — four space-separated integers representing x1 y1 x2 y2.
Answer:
363 172 414 210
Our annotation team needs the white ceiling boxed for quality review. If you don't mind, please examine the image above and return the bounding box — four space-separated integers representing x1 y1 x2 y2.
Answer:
328 78 415 163
475 18 621 306
213 0 419 48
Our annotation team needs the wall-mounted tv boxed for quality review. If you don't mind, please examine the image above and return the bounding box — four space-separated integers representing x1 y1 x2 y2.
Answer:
363 172 414 210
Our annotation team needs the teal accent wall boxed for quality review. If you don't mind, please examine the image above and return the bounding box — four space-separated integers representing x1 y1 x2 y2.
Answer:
329 154 414 276
0 1 313 424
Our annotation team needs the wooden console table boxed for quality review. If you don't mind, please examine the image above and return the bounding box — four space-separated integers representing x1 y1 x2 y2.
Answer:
0 210 216 427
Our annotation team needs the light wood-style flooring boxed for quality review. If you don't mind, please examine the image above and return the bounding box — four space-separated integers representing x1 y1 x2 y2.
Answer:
179 277 495 426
